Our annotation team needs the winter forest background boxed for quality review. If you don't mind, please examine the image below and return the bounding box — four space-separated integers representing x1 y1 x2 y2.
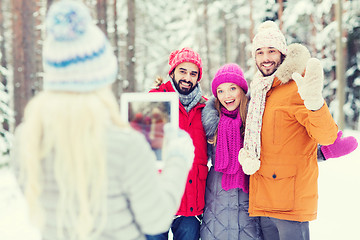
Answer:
0 0 359 166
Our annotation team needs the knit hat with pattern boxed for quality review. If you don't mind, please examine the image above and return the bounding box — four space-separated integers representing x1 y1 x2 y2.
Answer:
211 63 248 97
42 0 118 92
168 47 203 81
252 20 287 57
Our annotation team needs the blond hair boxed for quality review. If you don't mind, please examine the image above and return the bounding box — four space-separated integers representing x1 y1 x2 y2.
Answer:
18 86 125 240
208 89 248 145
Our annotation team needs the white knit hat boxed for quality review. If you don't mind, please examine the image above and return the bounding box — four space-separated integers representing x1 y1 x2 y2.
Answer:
42 0 118 92
252 21 287 57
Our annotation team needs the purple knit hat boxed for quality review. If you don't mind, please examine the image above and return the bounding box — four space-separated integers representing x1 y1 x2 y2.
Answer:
211 63 248 97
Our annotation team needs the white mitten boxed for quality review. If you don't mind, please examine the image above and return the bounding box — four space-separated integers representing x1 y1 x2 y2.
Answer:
162 124 194 171
238 148 261 175
292 58 325 111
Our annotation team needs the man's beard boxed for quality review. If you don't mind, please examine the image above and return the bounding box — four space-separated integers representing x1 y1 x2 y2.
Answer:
256 54 285 77
172 77 196 95
257 60 282 77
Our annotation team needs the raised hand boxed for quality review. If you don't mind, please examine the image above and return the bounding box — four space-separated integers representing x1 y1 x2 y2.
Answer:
292 58 325 111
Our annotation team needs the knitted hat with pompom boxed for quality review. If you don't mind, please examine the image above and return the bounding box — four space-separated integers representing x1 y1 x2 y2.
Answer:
211 63 248 97
168 47 203 81
252 20 287 57
42 0 118 92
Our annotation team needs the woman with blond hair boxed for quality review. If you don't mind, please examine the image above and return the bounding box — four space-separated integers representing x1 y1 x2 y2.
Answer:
11 1 193 240
200 63 262 240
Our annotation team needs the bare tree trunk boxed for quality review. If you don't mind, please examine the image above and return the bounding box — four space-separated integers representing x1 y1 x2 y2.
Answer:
34 1 44 93
277 0 283 30
12 0 37 126
47 0 54 10
0 0 6 83
335 0 345 130
235 25 246 70
113 0 119 58
118 5 127 95
97 0 108 36
309 15 317 54
225 21 232 63
219 9 232 63
203 0 212 93
112 0 121 100
248 0 256 75
249 0 254 40
0 0 9 132
219 10 227 64
126 0 136 92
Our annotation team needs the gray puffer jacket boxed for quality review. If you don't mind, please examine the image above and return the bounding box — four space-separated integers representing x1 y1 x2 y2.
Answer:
200 98 263 240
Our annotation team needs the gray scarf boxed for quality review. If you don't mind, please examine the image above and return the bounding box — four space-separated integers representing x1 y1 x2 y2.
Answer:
171 80 202 112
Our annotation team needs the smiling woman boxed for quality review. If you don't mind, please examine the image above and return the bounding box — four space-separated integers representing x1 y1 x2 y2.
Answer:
216 83 243 112
200 63 259 240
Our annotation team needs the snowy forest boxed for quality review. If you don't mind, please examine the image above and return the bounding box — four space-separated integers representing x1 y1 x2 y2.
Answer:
0 0 359 165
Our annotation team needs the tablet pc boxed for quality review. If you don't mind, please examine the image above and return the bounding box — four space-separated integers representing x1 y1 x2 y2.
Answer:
120 92 179 161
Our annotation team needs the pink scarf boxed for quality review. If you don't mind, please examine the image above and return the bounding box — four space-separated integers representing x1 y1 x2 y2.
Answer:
215 107 249 192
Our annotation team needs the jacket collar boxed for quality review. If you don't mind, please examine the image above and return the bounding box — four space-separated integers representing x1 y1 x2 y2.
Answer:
274 43 311 84
163 80 206 108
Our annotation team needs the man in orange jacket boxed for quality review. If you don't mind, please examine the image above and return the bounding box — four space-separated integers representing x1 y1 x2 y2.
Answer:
238 20 338 240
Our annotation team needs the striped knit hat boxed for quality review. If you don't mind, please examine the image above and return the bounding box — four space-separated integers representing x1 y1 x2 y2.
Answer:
252 21 287 57
168 47 203 81
42 0 118 92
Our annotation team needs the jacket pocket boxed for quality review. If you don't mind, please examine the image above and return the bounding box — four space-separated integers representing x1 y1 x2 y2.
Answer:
196 164 208 211
254 164 296 211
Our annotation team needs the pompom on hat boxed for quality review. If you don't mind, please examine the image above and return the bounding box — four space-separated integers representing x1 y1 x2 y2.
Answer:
168 47 203 81
42 0 118 92
252 20 287 57
211 63 248 97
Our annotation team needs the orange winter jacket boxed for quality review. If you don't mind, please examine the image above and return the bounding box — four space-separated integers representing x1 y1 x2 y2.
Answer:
248 44 338 222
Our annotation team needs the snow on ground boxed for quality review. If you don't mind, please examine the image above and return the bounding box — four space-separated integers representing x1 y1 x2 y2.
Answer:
0 130 358 239
311 129 360 240
0 169 41 240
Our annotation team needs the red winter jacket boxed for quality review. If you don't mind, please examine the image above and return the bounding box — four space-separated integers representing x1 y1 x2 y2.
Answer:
150 81 208 216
